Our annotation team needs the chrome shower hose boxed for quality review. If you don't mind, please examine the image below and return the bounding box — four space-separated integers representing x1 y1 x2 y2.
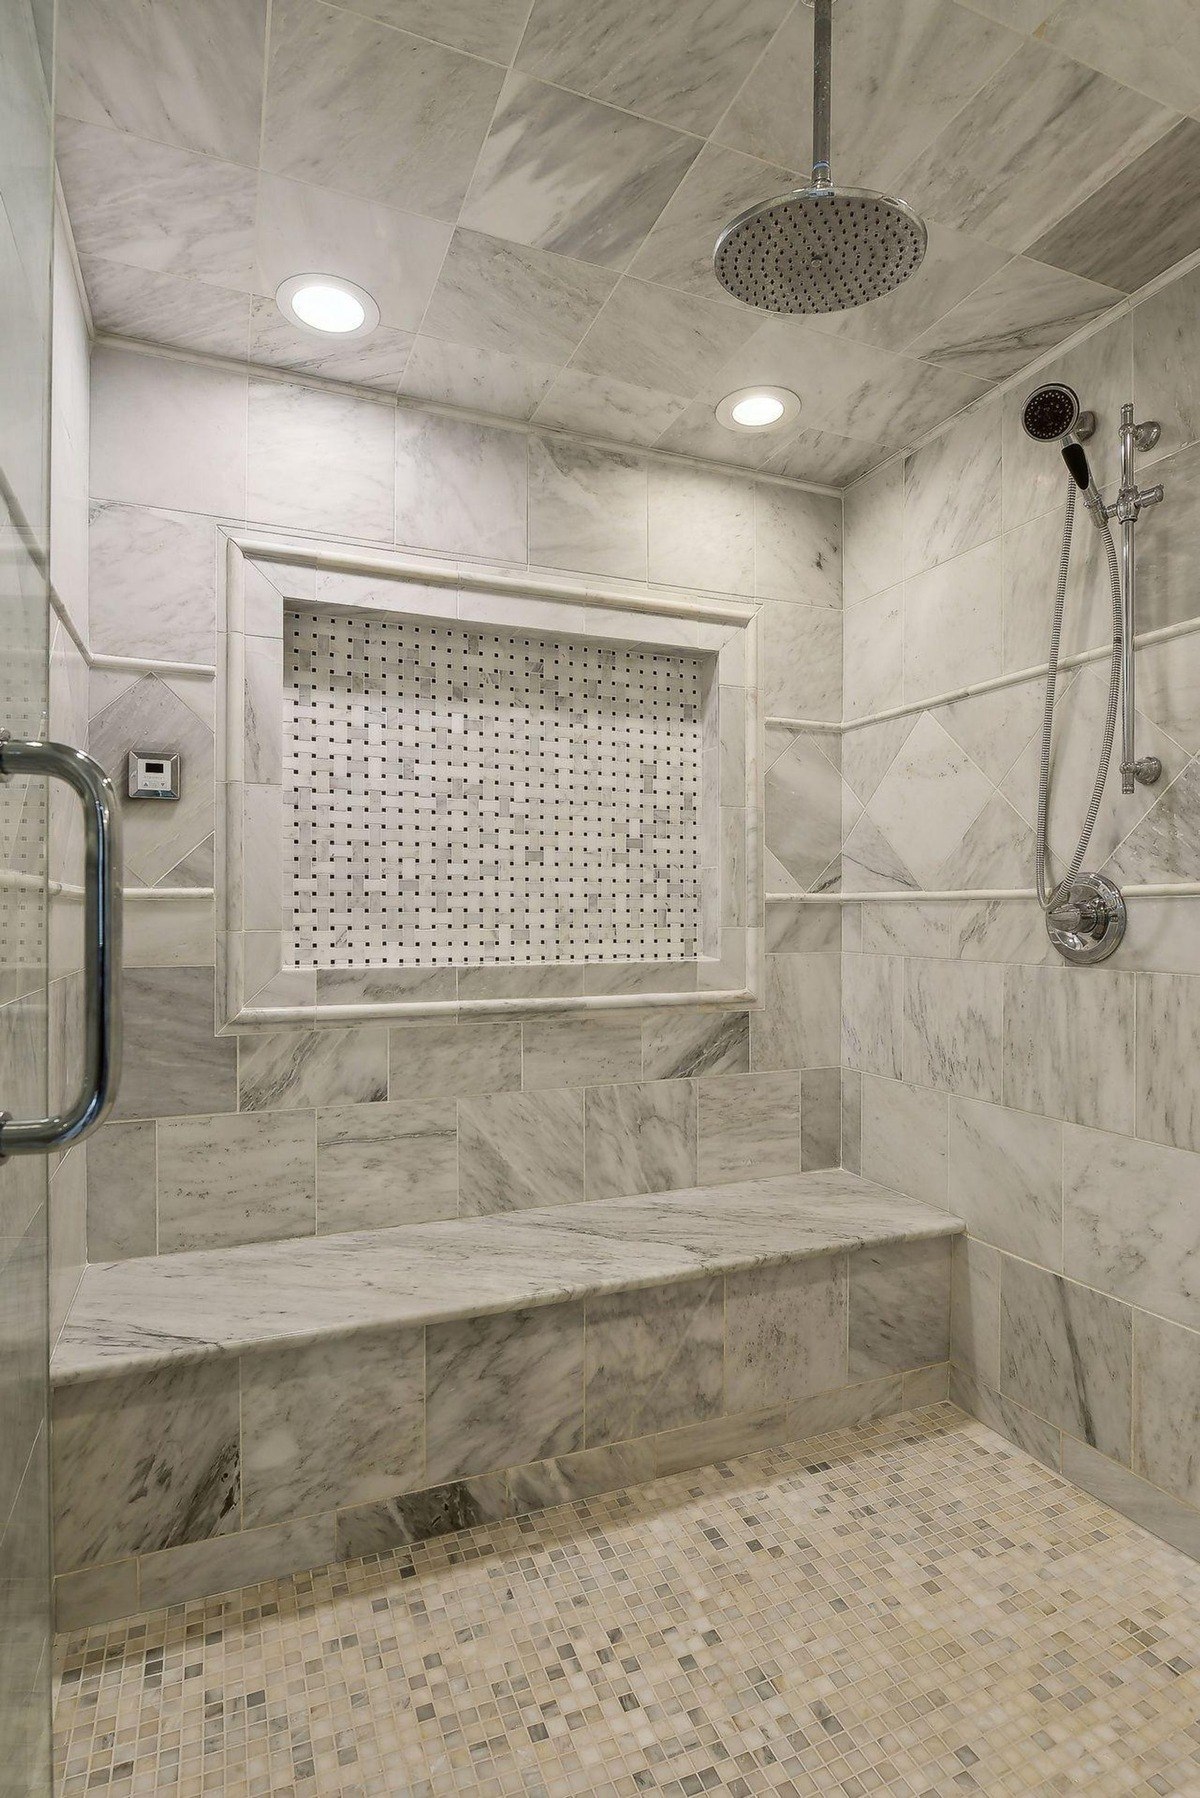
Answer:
1034 484 1123 914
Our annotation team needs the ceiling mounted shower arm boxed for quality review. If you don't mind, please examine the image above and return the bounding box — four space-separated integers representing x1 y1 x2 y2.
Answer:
809 0 834 191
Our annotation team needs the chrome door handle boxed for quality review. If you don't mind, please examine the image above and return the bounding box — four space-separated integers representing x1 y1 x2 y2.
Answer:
0 738 122 1156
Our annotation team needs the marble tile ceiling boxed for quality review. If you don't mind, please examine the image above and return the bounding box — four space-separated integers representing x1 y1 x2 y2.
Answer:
55 0 1200 484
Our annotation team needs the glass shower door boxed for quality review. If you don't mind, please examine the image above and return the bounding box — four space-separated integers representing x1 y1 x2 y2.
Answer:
0 0 57 1791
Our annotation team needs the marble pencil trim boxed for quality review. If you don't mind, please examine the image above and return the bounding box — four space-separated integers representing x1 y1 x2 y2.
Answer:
51 1235 953 1613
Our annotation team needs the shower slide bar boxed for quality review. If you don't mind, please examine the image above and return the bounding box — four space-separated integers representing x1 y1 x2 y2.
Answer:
1105 404 1164 794
0 737 122 1156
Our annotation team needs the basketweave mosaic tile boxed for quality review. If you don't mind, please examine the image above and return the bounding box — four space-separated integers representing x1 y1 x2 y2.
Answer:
53 1406 1200 1797
284 607 703 968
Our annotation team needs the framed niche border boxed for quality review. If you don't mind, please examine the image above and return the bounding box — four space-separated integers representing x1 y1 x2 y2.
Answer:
217 531 761 1030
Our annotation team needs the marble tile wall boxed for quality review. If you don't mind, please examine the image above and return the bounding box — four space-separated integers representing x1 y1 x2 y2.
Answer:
840 264 1200 1562
51 1242 950 1619
57 0 1200 486
85 342 843 1258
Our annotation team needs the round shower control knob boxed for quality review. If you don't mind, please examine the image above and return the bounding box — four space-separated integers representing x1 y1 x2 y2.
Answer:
1046 874 1127 965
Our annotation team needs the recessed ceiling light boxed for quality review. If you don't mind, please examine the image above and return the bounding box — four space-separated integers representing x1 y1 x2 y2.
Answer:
276 274 380 338
715 387 800 433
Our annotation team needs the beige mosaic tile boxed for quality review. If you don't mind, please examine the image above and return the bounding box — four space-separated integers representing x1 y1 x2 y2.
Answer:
54 1405 1200 1796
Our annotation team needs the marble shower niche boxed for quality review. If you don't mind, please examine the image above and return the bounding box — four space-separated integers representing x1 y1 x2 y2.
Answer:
220 535 760 1027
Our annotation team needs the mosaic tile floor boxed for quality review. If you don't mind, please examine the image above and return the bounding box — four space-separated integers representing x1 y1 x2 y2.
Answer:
54 1405 1200 1797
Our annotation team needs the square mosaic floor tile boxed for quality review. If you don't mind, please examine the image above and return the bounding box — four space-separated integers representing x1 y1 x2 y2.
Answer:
53 1405 1200 1796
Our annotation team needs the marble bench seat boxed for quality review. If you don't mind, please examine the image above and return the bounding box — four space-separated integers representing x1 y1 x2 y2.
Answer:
52 1171 963 1630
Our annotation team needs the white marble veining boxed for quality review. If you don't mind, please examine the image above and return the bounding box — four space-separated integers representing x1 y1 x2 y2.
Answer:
460 71 700 272
1002 963 1135 1132
750 952 839 1073
261 0 504 223
762 602 841 721
949 1097 1062 1268
584 1080 697 1201
422 229 618 368
648 463 754 598
755 485 842 609
240 1329 425 1528
860 1075 948 1209
841 952 904 1080
999 1255 1132 1462
725 1255 846 1411
90 346 248 520
843 462 903 607
90 674 214 887
863 714 994 892
950 1236 1001 1391
80 257 251 361
317 1101 458 1232
89 503 217 666
399 336 558 422
897 38 1176 256
238 1026 388 1113
156 1111 316 1253
907 256 1121 382
517 0 788 137
1134 1311 1200 1509
849 1237 951 1379
57 118 257 289
903 541 1003 703
696 1072 800 1183
246 299 414 391
527 436 647 581
904 402 1000 578
627 142 800 301
1134 973 1200 1154
584 1278 724 1445
52 1173 963 1383
458 1089 586 1215
57 0 268 164
763 736 842 893
569 275 756 401
531 368 687 448
843 597 904 724
246 379 394 543
53 1360 240 1571
1064 1125 1200 1334
1029 120 1200 295
1132 265 1200 469
903 956 1003 1102
718 0 1022 194
252 171 450 335
395 412 527 563
425 1304 585 1484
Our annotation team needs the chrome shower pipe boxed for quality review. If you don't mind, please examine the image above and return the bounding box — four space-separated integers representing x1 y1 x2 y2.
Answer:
1106 404 1165 794
809 0 834 189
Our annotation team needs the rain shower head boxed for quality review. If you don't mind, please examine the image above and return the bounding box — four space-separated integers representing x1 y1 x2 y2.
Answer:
713 0 927 314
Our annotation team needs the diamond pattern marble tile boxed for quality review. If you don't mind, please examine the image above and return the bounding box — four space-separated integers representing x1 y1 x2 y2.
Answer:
54 1406 1200 1796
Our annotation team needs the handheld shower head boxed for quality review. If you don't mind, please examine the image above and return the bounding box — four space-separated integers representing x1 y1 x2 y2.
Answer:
1021 383 1096 445
1021 383 1105 525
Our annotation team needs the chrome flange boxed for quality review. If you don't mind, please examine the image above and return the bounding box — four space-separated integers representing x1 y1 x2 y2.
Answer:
1046 873 1127 966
